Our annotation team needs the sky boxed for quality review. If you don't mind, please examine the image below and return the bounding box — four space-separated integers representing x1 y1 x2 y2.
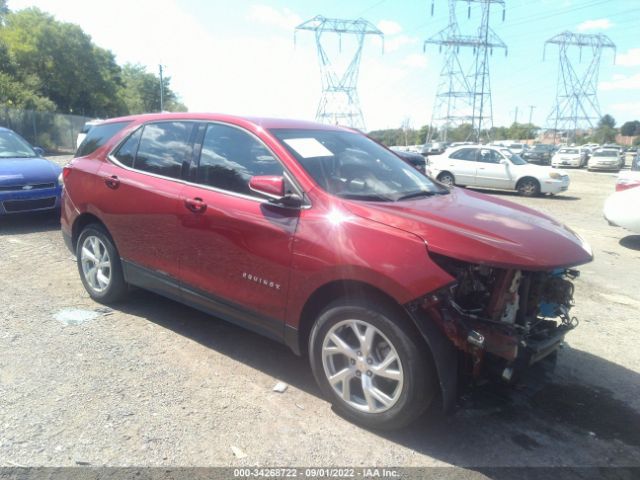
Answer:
8 0 640 131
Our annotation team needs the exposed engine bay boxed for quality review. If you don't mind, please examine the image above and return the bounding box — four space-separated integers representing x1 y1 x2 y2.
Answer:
412 253 581 383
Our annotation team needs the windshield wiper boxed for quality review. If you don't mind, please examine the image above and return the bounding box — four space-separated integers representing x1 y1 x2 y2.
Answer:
338 193 393 202
397 190 440 201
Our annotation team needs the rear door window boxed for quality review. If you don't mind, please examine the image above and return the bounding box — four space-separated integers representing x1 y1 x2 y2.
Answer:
133 122 197 179
75 121 131 158
450 148 478 161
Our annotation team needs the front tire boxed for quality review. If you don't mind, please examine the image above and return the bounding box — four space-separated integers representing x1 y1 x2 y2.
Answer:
76 223 128 304
517 177 540 197
309 299 436 430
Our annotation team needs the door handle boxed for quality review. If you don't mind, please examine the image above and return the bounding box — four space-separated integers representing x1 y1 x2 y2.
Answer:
104 175 120 189
184 197 207 213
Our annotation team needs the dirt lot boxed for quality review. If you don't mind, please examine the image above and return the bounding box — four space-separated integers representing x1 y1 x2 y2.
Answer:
1 156 639 470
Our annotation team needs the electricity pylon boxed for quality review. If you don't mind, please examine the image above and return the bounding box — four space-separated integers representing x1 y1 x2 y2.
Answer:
544 31 616 144
295 16 383 130
425 0 506 142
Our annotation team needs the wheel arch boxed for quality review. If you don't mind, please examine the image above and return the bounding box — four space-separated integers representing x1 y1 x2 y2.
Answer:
72 213 110 251
291 279 456 412
515 175 540 189
294 280 420 357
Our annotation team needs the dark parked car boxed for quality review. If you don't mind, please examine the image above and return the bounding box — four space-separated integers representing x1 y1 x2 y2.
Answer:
0 127 62 216
393 149 427 174
61 113 593 430
421 142 448 156
522 144 554 164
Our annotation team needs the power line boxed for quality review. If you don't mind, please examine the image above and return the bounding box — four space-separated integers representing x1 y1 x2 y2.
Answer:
295 16 384 130
545 31 616 143
425 0 507 142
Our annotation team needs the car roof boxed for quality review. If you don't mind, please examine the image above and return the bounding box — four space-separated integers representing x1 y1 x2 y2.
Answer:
100 112 348 132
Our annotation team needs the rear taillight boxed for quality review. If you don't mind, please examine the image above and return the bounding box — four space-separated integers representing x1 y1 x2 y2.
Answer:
62 166 72 181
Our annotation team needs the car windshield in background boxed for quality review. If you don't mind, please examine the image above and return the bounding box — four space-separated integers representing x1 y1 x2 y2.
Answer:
500 149 527 165
271 129 447 201
595 150 618 157
0 130 37 158
559 149 579 154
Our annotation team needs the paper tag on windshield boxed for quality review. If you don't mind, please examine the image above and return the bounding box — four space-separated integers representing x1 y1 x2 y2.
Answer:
283 138 333 158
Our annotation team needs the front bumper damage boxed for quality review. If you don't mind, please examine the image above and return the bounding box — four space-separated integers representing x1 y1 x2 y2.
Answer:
404 257 580 411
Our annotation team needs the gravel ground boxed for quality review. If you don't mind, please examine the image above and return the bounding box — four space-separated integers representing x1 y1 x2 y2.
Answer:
1 156 639 469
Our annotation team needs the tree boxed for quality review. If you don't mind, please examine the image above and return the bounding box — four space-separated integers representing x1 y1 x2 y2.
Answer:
598 114 616 129
589 114 618 144
0 8 126 116
118 64 187 114
620 120 640 137
0 0 8 25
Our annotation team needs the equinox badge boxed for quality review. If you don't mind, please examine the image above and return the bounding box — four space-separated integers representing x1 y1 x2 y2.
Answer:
242 272 281 290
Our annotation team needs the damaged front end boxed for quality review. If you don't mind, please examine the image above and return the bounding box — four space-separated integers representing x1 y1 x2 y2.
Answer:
407 253 581 393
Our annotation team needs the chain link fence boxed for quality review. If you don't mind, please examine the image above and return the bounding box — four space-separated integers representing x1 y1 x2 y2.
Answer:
0 107 92 153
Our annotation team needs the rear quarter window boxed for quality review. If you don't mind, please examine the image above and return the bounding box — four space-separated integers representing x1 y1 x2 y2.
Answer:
75 121 132 158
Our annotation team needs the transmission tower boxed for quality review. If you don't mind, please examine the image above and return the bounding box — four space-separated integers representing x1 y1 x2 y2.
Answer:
544 31 616 144
425 0 506 143
295 16 383 130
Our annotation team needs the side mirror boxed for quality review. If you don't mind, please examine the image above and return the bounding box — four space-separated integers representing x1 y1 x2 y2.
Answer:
500 158 509 165
249 175 303 208
33 146 45 157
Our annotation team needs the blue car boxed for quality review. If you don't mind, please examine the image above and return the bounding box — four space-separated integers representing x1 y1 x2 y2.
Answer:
0 127 62 216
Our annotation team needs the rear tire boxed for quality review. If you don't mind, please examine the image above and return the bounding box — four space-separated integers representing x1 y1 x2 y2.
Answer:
76 223 128 304
309 298 436 430
437 172 455 187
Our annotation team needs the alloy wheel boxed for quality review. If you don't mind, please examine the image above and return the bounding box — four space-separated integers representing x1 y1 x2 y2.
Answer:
80 235 112 293
321 319 404 413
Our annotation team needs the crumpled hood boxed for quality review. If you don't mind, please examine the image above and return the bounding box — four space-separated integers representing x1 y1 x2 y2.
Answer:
0 157 60 185
343 188 593 270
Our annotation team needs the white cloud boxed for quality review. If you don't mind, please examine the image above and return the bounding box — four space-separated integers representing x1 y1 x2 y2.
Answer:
600 74 640 91
247 4 301 31
372 34 417 53
617 48 640 67
576 18 613 32
401 54 428 69
377 20 402 36
610 101 640 113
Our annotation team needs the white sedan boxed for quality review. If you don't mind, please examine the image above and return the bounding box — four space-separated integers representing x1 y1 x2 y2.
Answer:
427 145 570 196
604 187 640 233
551 147 584 168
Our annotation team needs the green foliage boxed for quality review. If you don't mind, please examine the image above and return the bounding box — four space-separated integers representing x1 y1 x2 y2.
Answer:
119 64 187 114
369 121 541 146
620 120 640 137
0 6 186 117
598 114 616 129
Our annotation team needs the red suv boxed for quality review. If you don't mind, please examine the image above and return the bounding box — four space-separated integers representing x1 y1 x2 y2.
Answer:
62 113 593 429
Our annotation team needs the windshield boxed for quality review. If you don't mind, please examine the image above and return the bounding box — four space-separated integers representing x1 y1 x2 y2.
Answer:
500 149 527 165
271 129 447 201
0 130 37 158
595 150 618 157
559 149 579 154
